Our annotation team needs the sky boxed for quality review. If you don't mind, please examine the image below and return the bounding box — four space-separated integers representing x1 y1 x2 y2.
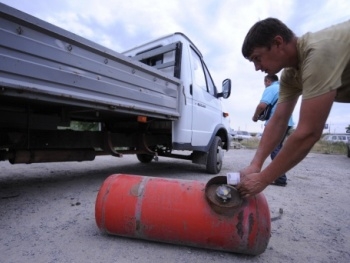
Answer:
2 0 350 134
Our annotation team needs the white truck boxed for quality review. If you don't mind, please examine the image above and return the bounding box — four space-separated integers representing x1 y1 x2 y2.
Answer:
0 3 232 174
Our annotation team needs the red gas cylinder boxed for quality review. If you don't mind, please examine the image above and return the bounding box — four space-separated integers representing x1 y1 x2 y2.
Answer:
95 174 271 255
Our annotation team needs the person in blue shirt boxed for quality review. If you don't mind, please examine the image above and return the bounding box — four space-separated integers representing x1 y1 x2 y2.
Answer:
252 74 294 186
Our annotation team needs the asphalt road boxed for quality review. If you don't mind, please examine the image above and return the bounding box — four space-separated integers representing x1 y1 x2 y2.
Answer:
1 149 350 263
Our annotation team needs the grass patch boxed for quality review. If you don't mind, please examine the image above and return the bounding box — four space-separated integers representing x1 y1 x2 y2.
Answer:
310 141 347 155
236 138 347 155
238 138 260 149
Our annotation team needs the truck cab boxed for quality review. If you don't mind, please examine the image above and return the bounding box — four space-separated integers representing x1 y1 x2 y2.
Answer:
123 33 232 173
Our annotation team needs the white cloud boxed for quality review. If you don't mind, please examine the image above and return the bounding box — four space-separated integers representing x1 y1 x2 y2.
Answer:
2 0 350 133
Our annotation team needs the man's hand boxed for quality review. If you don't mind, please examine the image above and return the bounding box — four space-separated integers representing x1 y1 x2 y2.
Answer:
236 172 269 198
253 102 267 123
240 164 261 179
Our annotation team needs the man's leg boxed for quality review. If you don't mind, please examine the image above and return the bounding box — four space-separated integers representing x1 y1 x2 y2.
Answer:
270 126 291 185
270 144 287 184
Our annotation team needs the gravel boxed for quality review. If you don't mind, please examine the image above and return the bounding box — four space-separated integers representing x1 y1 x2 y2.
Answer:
1 149 349 263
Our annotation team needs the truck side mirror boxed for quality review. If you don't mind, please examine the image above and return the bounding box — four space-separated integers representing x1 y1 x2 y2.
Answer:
217 79 231 98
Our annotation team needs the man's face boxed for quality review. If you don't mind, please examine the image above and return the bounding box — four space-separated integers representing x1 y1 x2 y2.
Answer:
248 45 283 75
264 78 271 88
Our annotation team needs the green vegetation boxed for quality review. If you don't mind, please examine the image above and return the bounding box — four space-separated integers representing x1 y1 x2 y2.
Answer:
59 121 100 131
238 138 347 155
69 121 99 131
309 140 347 155
238 138 260 149
346 124 350 133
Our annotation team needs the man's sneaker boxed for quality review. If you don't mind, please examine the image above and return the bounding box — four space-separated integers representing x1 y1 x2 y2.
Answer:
270 181 287 187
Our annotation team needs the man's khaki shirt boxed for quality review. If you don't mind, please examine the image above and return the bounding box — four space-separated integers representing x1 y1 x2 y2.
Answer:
280 20 350 103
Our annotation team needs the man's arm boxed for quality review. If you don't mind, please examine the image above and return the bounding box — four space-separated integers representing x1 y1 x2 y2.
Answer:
238 90 336 197
252 102 267 122
241 98 297 176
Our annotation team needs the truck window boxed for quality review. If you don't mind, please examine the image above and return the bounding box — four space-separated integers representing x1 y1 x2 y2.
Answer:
190 48 215 96
143 54 163 66
132 43 181 78
202 63 216 96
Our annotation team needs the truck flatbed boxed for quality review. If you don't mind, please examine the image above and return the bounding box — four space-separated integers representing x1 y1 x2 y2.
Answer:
0 3 181 120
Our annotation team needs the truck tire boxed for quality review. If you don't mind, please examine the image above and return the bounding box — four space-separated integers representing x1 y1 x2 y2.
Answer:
136 154 154 163
206 136 223 174
347 145 350 158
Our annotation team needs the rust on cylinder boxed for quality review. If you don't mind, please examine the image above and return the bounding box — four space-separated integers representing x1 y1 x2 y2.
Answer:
95 174 271 256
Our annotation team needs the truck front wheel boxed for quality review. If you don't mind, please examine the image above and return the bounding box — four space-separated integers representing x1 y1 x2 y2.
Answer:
136 154 154 163
206 136 224 174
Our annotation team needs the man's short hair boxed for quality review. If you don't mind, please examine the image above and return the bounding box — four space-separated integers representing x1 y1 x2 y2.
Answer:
265 74 279 82
242 18 295 58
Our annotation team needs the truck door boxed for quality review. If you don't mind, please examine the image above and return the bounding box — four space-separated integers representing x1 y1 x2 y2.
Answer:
190 48 222 146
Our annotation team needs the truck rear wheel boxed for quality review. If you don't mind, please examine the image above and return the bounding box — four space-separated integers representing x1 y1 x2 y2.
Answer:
206 136 223 174
136 154 154 163
347 145 350 158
